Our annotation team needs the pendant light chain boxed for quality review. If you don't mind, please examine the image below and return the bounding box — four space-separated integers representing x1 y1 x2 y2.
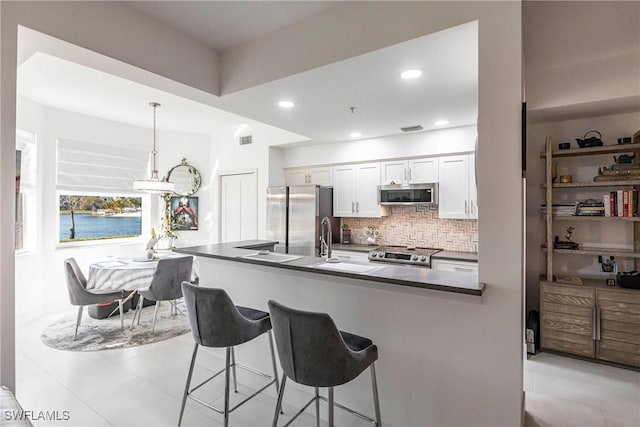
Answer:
150 101 160 180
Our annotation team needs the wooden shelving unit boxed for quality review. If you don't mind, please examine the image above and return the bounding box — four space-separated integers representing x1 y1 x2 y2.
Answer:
540 137 640 369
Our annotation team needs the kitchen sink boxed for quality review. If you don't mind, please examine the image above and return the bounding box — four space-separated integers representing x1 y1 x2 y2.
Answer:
312 261 383 274
241 252 304 263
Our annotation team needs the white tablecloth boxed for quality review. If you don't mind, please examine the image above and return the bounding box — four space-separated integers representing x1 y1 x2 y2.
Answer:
87 253 199 292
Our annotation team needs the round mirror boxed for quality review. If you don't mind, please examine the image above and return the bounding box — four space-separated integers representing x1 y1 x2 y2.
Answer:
166 158 201 196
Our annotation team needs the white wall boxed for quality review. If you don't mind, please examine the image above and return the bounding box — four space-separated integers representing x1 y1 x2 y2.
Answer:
281 125 476 169
14 96 212 319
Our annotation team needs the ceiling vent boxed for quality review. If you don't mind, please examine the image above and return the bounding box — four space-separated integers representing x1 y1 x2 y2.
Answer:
239 135 253 145
400 125 423 132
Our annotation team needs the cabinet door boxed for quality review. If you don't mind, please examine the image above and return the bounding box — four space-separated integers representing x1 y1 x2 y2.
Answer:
596 288 640 368
431 259 478 274
468 153 478 219
309 167 333 186
409 157 438 183
331 250 370 262
540 282 595 357
285 169 308 186
354 162 382 217
333 165 356 217
381 160 407 185
438 155 470 219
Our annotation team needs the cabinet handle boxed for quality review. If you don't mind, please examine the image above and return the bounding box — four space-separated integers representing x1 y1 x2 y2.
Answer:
596 306 601 341
352 201 355 213
356 201 359 213
307 174 310 183
470 200 475 215
453 267 473 272
465 200 468 214
408 168 412 181
592 306 598 340
403 168 407 182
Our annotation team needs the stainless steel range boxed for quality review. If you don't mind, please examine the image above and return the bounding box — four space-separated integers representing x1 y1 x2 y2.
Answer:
367 246 443 267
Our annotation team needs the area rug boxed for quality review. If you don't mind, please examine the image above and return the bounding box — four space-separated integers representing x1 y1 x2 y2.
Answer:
41 302 191 351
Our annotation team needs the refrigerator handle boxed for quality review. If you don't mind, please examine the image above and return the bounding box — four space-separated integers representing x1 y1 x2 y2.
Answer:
352 201 355 214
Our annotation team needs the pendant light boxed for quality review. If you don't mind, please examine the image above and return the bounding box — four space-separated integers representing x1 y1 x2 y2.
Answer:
133 102 175 193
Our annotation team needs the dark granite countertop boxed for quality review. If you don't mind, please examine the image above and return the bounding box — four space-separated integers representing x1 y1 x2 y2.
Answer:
432 251 478 262
175 240 484 296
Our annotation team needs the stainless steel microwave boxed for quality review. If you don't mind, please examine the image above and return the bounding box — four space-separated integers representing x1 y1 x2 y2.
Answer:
377 183 438 205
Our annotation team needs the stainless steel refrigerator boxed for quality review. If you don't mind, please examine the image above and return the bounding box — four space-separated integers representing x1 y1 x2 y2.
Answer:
266 185 339 256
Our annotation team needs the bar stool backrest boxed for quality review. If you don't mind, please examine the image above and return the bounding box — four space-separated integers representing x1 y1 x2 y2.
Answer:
268 300 366 387
146 256 193 301
64 258 90 305
181 282 270 348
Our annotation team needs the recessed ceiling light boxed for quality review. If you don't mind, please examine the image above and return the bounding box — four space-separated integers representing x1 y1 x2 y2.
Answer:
400 69 423 80
434 120 450 126
278 100 295 109
349 132 362 138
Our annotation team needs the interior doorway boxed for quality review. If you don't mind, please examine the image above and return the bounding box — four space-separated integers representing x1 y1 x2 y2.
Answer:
219 171 258 243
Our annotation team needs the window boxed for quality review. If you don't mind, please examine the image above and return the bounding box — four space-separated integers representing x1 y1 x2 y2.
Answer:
56 139 149 244
15 130 37 252
58 194 142 242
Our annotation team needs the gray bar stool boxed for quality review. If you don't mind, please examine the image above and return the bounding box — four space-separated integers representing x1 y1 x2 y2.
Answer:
268 300 382 427
178 283 280 427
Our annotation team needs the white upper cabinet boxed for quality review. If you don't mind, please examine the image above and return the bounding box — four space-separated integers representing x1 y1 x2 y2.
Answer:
438 153 477 219
333 162 386 217
408 157 438 183
285 166 333 186
381 157 438 184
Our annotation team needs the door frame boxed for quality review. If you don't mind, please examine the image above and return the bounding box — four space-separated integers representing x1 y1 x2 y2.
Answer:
217 168 258 243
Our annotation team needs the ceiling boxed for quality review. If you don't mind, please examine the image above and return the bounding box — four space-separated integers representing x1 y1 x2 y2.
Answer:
16 9 478 147
123 1 341 52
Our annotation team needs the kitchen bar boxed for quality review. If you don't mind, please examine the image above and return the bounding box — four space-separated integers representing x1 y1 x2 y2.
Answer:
174 240 488 426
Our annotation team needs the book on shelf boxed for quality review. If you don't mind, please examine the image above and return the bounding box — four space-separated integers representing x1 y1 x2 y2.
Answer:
603 194 611 217
539 204 576 216
618 190 624 217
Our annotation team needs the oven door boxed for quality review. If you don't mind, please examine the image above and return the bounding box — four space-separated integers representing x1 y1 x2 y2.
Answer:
377 183 438 205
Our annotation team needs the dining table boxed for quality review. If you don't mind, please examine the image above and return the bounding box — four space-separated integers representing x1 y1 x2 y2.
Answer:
86 252 199 292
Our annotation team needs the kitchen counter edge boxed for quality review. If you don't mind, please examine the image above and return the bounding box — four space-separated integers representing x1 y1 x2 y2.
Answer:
175 241 485 296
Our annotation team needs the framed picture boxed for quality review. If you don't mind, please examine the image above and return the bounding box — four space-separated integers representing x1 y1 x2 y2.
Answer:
170 196 198 230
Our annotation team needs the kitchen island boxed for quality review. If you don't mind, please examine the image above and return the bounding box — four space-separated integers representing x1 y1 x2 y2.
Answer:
174 240 495 427
176 240 484 296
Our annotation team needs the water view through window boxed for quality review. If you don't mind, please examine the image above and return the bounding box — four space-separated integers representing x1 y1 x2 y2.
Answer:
59 195 142 242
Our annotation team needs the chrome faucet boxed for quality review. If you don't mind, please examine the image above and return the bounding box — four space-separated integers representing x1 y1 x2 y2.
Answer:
320 216 332 258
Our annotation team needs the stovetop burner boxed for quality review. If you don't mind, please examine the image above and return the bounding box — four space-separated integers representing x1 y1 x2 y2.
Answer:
368 246 443 266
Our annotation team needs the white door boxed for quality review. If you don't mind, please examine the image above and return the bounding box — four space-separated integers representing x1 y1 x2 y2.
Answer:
409 157 439 183
220 172 258 242
468 153 478 219
285 169 308 186
381 160 407 185
355 162 382 217
438 155 470 219
333 165 355 217
308 167 333 186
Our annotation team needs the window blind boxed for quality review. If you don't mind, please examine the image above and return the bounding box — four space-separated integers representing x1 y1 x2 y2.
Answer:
57 139 149 192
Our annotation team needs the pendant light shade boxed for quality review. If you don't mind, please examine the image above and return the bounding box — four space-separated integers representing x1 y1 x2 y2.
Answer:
133 102 175 194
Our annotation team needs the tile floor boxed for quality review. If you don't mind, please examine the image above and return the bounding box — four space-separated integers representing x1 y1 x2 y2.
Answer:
14 310 640 426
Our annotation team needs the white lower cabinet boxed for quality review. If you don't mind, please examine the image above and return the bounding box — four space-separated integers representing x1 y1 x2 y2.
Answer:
331 250 370 262
438 154 477 219
431 259 478 273
333 162 386 217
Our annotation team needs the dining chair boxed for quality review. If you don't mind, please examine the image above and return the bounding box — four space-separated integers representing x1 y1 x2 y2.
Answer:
64 258 126 340
130 256 193 333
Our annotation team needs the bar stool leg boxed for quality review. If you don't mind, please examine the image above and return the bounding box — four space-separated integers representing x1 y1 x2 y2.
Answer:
315 387 320 427
224 347 231 427
371 363 382 426
74 306 83 340
268 330 281 393
328 387 335 427
231 347 238 393
272 374 287 427
178 343 198 427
